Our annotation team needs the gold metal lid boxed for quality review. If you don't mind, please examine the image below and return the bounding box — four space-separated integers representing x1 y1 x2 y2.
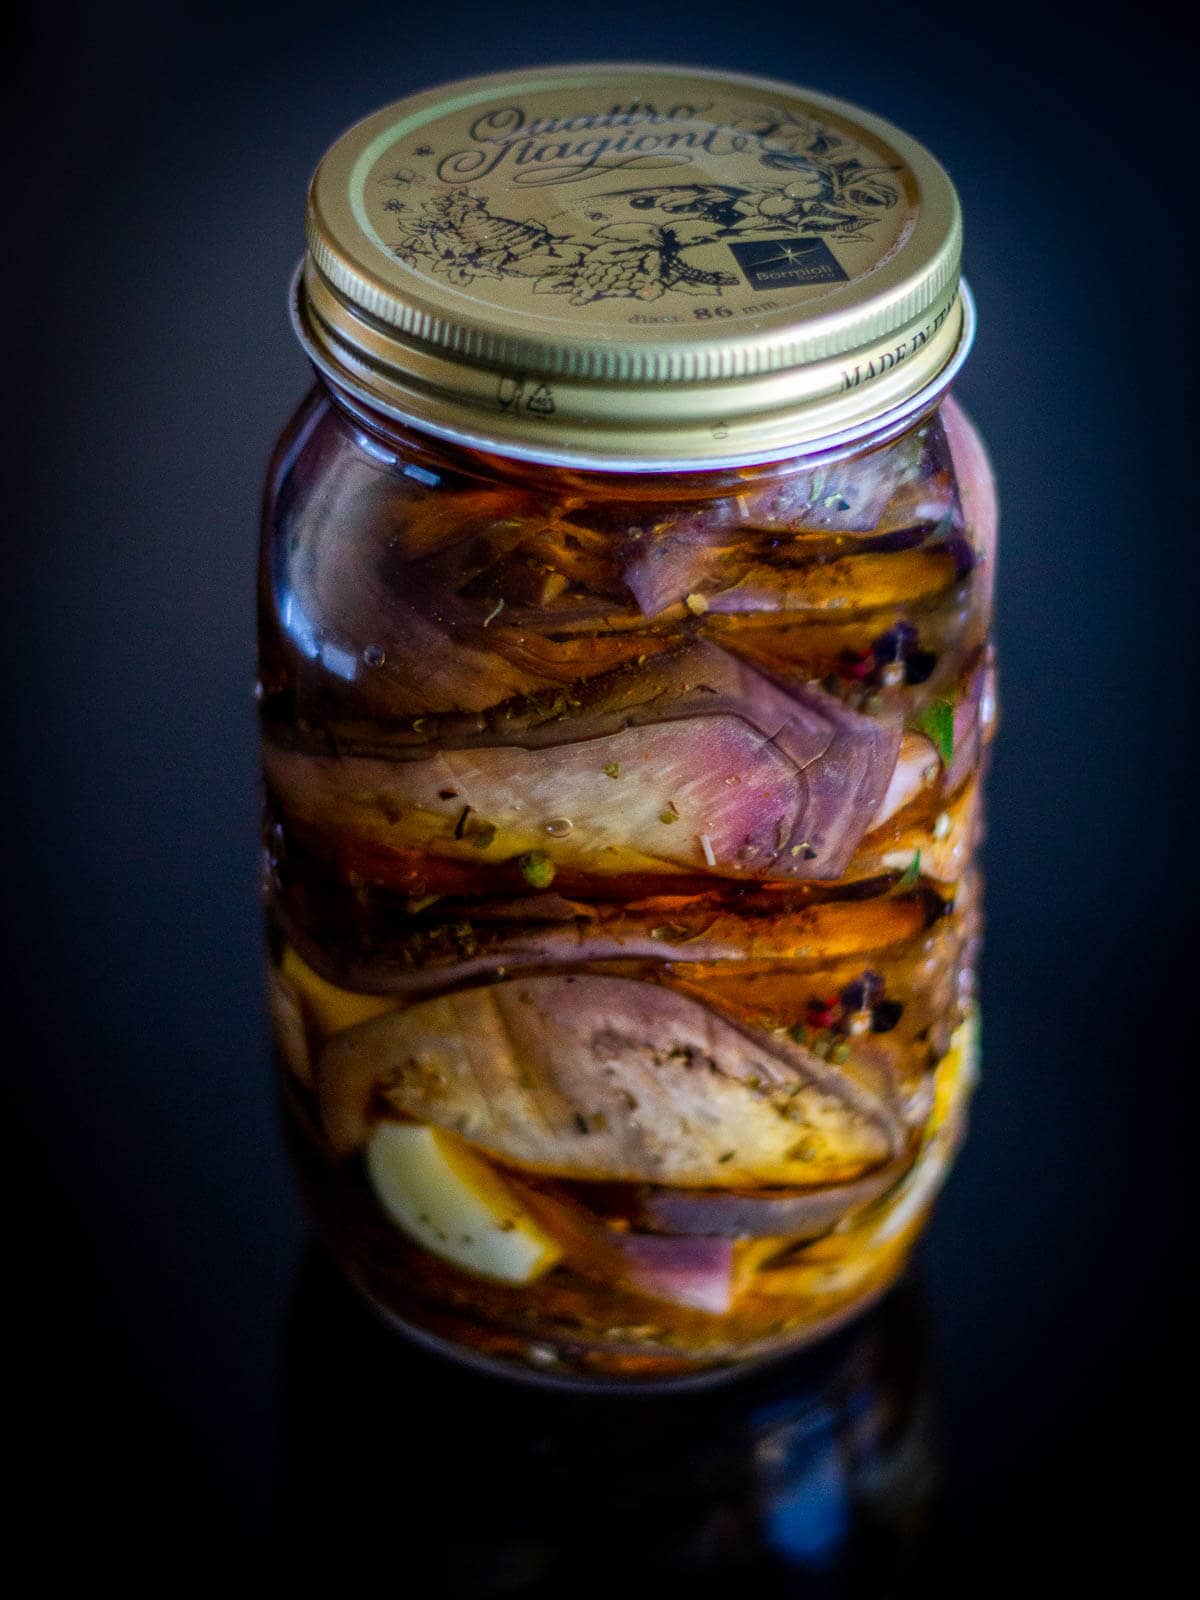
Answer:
296 64 969 469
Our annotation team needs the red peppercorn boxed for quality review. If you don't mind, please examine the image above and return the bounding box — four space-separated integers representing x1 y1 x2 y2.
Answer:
841 647 876 681
805 995 843 1030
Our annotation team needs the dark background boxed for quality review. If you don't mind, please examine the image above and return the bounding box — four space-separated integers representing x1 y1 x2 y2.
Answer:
7 3 1191 1591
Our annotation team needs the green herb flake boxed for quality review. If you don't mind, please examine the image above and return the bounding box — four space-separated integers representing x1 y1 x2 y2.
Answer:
897 850 922 890
659 801 679 825
602 761 621 779
914 697 955 766
469 822 497 850
516 850 556 889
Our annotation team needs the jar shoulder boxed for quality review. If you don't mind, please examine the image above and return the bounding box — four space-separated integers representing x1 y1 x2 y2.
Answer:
258 388 995 729
262 389 995 553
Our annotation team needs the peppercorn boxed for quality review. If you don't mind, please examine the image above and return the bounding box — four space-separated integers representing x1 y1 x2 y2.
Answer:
905 650 938 685
840 646 876 681
872 1000 904 1033
872 621 917 664
516 851 555 888
841 971 885 1013
805 995 842 1031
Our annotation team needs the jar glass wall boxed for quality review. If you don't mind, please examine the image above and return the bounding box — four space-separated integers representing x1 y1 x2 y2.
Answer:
259 381 994 1384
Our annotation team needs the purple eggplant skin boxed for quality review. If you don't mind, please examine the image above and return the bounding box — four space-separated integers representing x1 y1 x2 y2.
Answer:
272 878 933 1004
622 1157 910 1239
622 518 953 621
264 641 902 884
611 1233 736 1314
319 972 905 1187
507 1173 740 1313
619 422 954 619
275 904 717 997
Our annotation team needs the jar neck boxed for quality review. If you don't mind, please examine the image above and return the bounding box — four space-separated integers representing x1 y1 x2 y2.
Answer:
316 372 948 503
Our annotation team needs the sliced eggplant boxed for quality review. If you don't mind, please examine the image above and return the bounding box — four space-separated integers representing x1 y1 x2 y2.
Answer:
278 888 928 1000
263 642 901 883
624 1157 910 1239
318 973 903 1186
611 1234 735 1314
620 426 955 619
506 1176 737 1313
731 423 933 534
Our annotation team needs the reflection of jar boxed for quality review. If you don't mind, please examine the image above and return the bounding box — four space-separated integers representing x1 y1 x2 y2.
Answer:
262 65 995 1385
279 1250 941 1589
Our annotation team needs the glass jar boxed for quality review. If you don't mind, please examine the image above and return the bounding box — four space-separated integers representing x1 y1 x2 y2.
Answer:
261 65 995 1385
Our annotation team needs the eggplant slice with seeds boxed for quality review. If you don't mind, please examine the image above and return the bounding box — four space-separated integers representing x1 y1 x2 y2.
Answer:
264 641 901 883
318 972 904 1186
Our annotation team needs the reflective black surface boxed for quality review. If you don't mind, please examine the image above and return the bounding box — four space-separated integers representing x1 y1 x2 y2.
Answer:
8 3 1188 1592
281 1254 942 1594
